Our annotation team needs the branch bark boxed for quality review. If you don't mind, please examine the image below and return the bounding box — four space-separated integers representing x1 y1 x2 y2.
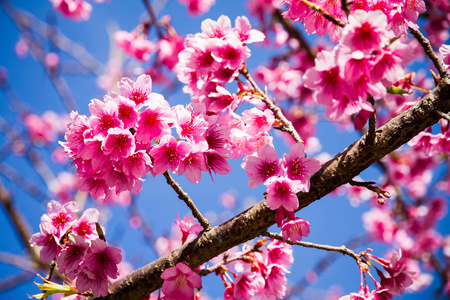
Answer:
85 76 450 300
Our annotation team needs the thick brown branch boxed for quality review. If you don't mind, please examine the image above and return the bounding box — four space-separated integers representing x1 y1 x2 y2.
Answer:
86 76 450 300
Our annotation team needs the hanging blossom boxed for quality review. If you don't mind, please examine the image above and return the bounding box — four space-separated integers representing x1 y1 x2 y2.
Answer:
178 0 216 16
30 200 122 297
242 142 320 241
61 74 235 201
339 250 415 300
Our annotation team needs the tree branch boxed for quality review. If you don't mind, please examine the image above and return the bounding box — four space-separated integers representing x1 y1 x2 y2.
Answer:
410 28 449 79
85 74 450 300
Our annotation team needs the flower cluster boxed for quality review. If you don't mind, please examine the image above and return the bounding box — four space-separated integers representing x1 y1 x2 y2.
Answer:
220 238 294 300
115 30 155 62
283 0 425 41
242 142 320 241
61 74 235 201
177 15 265 113
303 10 414 127
29 200 122 297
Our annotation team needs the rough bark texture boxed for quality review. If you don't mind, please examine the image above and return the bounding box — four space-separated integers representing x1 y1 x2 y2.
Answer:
88 77 450 300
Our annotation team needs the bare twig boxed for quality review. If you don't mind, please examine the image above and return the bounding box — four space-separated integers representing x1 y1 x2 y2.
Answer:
410 28 449 79
263 232 361 262
142 0 163 39
162 171 211 231
240 69 304 144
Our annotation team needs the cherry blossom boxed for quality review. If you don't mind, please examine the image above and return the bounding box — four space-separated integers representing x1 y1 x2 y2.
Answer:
161 262 202 299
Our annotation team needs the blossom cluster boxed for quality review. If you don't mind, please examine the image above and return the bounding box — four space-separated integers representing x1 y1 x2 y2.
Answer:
29 200 122 297
61 74 234 201
303 9 414 127
177 15 265 114
221 238 294 300
340 250 415 299
283 0 425 42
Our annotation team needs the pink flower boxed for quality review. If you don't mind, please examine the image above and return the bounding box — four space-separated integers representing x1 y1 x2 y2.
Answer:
439 44 450 66
173 104 209 143
56 235 89 278
83 239 122 280
50 0 92 21
282 143 321 192
265 177 302 212
211 35 250 70
241 108 275 135
178 0 215 16
40 200 79 237
341 10 389 53
175 214 203 244
114 31 154 61
29 222 61 262
135 100 175 144
108 92 138 129
281 217 311 242
118 74 154 108
232 272 264 300
205 150 231 177
303 49 349 107
261 264 289 300
241 144 283 188
266 239 293 267
102 128 136 160
178 142 208 184
88 98 123 137
72 208 99 241
75 267 109 297
150 135 192 175
117 150 152 179
77 172 112 201
161 262 202 299
233 16 265 44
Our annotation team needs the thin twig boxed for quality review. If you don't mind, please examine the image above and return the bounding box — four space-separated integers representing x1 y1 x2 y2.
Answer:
273 10 315 61
341 0 350 17
239 69 304 144
410 28 449 79
367 96 377 145
142 0 163 39
162 171 211 231
263 231 361 262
